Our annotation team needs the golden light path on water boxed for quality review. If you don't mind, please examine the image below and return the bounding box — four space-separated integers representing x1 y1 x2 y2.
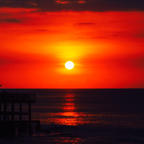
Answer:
40 94 97 126
47 94 85 126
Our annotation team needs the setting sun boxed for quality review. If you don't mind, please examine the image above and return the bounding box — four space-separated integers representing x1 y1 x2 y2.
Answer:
65 61 75 70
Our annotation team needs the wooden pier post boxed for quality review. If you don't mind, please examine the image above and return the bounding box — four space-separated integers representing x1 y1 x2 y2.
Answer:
3 103 7 120
11 103 15 120
0 103 1 120
19 103 22 120
28 103 32 121
28 103 32 136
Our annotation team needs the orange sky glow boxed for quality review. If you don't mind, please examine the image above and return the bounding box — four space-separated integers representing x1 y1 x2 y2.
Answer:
0 8 144 88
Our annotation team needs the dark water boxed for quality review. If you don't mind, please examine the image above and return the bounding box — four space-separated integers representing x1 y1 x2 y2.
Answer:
1 89 144 144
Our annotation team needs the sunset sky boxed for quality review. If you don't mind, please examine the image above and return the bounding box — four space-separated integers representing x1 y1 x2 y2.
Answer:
0 0 144 88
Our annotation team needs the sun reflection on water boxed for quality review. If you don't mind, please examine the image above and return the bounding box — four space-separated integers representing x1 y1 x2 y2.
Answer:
56 93 83 126
45 93 87 126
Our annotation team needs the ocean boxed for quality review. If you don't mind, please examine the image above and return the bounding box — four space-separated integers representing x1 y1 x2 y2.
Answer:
0 89 144 144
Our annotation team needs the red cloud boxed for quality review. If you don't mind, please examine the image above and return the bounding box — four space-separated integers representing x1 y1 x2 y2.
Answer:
56 0 70 4
56 0 86 5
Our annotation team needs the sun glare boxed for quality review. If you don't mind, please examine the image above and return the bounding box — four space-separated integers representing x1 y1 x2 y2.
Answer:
65 61 75 70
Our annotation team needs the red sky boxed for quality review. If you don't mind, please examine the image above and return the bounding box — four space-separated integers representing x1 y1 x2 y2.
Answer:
0 7 144 88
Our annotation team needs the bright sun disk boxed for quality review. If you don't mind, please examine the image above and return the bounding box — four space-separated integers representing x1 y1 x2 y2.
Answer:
65 61 74 70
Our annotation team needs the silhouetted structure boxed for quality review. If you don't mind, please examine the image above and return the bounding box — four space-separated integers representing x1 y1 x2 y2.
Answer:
0 92 40 136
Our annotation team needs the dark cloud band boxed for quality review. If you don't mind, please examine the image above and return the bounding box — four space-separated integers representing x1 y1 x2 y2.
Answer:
0 0 144 11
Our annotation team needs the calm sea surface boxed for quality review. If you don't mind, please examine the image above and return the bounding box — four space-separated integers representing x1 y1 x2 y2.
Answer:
1 89 144 144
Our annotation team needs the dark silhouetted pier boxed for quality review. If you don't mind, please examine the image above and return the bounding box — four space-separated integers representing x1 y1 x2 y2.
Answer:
0 92 40 136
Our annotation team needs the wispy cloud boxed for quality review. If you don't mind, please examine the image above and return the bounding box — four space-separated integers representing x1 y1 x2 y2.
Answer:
0 18 21 23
